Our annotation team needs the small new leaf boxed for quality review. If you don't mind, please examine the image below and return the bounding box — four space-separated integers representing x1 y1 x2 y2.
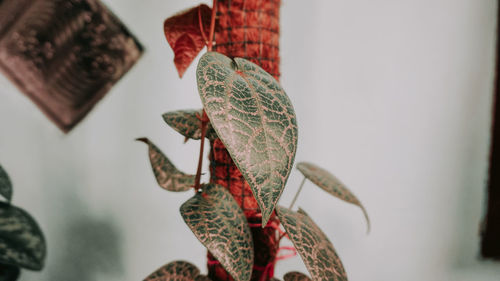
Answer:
163 109 217 141
164 5 212 77
0 164 12 202
296 162 370 232
284 272 312 281
144 260 211 281
277 206 348 281
180 184 253 281
197 52 298 226
137 138 194 192
0 203 46 271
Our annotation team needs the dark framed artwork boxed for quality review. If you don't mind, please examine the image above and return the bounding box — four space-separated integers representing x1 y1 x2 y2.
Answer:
0 0 143 132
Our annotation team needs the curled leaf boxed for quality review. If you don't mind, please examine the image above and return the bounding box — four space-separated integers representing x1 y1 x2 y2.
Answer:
277 206 348 281
164 4 212 77
0 203 46 271
180 184 253 281
296 162 370 232
283 272 312 281
0 165 12 202
162 109 217 141
197 52 298 226
144 260 210 281
137 138 194 192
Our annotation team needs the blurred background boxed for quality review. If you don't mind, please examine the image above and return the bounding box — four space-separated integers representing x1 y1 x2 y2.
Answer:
0 0 499 280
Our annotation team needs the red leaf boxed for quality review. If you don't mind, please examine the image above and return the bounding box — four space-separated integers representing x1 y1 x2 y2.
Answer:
164 4 212 78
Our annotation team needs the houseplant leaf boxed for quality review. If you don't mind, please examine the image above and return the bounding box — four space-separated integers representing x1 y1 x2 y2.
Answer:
0 203 46 271
296 162 370 232
137 138 194 192
0 264 20 281
163 109 217 141
0 165 12 202
283 272 312 281
144 260 210 281
180 184 253 281
277 206 348 281
197 52 298 226
164 4 212 77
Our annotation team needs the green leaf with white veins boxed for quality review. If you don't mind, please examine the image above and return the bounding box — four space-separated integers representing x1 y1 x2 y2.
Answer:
0 202 46 271
277 206 348 281
162 109 217 141
196 52 298 226
180 184 253 281
296 162 370 232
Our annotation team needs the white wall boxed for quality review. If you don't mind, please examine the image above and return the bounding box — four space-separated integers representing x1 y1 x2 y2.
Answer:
0 0 499 280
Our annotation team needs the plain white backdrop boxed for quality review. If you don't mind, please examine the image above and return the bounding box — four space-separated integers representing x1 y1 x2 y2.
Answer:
0 0 499 280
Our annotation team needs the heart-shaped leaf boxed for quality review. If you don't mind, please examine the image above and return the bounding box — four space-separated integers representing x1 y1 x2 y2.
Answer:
0 264 20 281
0 203 46 271
164 4 212 77
277 206 348 281
296 162 370 232
137 138 195 192
0 165 12 202
180 184 253 281
197 52 298 226
283 272 312 281
163 109 218 141
144 260 211 281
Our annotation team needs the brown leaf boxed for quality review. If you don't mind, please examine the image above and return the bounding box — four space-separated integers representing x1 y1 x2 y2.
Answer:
137 138 195 192
144 260 210 281
277 206 348 281
296 162 370 232
164 4 212 78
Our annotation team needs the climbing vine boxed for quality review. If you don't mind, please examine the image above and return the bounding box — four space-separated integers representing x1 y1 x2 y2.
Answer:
140 1 369 281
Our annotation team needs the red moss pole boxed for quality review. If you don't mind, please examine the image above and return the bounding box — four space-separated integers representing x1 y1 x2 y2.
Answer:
208 0 281 280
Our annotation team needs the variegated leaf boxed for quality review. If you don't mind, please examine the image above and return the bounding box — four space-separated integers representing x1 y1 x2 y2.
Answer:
162 109 217 141
144 260 210 281
0 264 20 281
283 272 312 281
277 206 348 281
296 162 370 232
197 52 298 226
180 184 253 281
0 203 46 271
0 165 12 202
137 138 194 192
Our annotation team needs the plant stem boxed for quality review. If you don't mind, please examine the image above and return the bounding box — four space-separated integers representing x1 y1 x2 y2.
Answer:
207 0 217 52
289 177 306 209
194 110 209 191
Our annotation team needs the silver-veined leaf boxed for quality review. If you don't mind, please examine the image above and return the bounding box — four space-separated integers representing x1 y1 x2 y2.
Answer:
180 184 253 281
197 52 298 226
0 165 12 202
144 260 211 281
0 203 46 271
137 138 194 192
277 206 348 281
296 162 370 232
284 272 312 281
162 109 217 141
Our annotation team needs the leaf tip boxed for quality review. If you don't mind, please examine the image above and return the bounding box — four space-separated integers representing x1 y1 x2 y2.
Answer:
136 137 149 144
